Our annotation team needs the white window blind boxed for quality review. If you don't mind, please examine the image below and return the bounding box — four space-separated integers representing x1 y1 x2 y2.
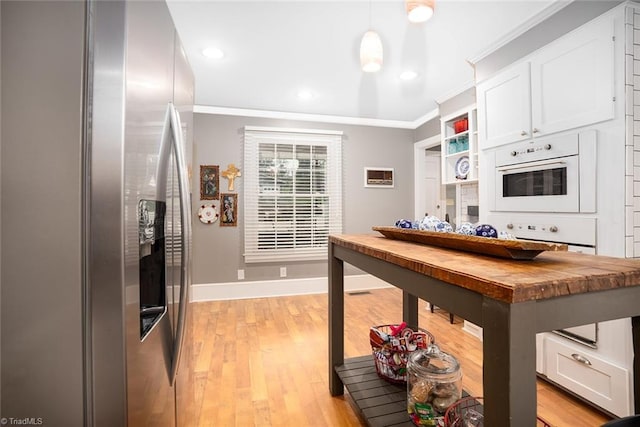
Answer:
244 126 343 263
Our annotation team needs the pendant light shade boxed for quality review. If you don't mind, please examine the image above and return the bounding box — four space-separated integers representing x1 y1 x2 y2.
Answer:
360 30 383 73
406 0 435 23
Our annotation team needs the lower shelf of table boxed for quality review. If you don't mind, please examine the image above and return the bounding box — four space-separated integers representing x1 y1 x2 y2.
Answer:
335 356 554 427
335 355 414 427
335 355 473 426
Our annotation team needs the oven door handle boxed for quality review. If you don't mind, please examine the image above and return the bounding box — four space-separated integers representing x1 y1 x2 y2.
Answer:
497 159 566 173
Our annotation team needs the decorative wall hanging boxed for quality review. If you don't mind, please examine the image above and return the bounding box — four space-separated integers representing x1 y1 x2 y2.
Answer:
200 165 219 200
364 167 394 188
220 193 238 227
197 203 219 224
221 163 242 191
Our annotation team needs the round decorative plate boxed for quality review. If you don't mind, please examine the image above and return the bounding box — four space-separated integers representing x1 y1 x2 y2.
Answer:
455 156 470 179
198 204 219 224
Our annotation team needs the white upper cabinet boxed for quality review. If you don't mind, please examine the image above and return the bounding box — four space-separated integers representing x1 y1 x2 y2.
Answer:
477 14 615 150
477 62 531 148
531 17 614 137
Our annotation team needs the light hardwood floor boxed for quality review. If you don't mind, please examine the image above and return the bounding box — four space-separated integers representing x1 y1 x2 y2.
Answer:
185 287 612 426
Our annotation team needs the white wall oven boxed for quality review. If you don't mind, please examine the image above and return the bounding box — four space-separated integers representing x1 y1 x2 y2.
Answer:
493 130 596 213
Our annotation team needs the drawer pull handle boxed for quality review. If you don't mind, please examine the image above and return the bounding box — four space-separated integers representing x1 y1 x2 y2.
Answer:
571 353 592 366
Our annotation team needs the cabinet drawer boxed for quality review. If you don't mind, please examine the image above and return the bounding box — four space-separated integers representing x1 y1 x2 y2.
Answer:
544 335 630 417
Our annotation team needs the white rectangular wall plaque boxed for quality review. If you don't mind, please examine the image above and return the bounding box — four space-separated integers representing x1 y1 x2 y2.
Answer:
364 167 394 188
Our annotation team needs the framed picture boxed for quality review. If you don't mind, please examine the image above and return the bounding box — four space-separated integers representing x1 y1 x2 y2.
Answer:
200 165 219 200
220 193 238 227
364 167 394 188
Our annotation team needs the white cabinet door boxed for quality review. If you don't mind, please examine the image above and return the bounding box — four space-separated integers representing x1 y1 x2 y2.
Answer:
476 62 531 150
424 154 444 219
531 16 614 136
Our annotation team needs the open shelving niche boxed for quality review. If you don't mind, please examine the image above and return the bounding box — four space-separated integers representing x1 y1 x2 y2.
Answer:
441 107 477 185
440 106 479 229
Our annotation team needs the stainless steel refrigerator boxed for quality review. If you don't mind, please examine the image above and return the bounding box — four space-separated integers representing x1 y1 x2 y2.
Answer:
1 0 195 425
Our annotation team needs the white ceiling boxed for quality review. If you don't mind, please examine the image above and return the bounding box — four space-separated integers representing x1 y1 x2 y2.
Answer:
166 0 567 126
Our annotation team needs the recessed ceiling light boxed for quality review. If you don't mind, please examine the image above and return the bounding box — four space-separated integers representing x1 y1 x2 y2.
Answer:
400 70 418 81
297 90 315 100
202 47 224 59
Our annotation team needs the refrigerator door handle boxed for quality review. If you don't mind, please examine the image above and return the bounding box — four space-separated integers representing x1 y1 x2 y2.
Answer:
166 102 192 385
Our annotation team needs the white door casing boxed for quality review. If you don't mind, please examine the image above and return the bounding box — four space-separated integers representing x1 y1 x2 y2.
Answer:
414 135 442 221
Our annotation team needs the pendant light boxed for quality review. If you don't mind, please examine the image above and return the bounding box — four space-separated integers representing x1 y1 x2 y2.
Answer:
406 0 435 23
360 31 383 73
360 0 383 72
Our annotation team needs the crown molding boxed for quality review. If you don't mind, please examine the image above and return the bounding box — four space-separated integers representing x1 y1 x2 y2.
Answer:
244 125 343 135
194 105 421 129
410 107 440 128
466 0 574 66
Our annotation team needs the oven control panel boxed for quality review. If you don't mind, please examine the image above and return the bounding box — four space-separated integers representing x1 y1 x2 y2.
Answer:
509 143 552 157
506 222 560 236
495 133 579 167
487 214 596 248
506 222 559 241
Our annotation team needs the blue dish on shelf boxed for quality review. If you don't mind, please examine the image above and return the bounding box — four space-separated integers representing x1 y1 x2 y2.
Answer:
455 156 470 179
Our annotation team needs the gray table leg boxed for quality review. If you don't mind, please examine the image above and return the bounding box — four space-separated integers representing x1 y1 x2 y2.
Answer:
329 241 345 396
482 298 537 426
403 291 418 328
633 316 640 413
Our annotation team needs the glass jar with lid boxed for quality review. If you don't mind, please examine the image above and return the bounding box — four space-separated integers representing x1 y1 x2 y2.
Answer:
407 343 463 426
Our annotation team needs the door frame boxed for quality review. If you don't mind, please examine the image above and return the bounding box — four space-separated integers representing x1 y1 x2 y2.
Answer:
413 134 442 220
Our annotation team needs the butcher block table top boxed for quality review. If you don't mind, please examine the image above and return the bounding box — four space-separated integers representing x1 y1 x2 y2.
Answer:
329 233 640 304
328 233 640 426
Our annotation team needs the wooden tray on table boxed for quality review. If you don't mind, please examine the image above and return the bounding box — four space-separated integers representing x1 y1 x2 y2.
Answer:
372 226 567 260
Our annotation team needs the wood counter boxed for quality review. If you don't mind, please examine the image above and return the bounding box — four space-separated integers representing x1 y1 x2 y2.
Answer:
328 233 640 426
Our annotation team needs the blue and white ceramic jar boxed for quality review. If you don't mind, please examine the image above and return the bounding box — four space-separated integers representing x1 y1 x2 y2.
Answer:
434 221 453 233
456 222 475 235
418 215 441 231
395 219 414 229
498 231 515 240
475 224 498 238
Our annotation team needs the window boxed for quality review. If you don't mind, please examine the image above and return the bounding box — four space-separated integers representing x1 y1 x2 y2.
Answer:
244 126 343 263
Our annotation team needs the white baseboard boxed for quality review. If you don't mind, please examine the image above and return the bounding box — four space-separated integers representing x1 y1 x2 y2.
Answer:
191 274 392 302
462 320 483 341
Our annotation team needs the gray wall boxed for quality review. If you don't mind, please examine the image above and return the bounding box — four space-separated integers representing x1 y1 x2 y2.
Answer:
1 1 85 423
413 87 477 142
475 0 622 82
414 117 440 142
439 88 476 119
192 113 415 285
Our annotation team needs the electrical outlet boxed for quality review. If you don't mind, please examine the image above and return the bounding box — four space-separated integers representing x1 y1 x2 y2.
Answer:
280 267 287 278
237 269 245 280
